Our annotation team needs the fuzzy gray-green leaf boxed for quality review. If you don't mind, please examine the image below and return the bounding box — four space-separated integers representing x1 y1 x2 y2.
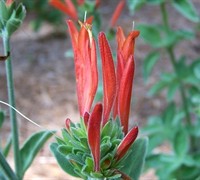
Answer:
20 130 54 176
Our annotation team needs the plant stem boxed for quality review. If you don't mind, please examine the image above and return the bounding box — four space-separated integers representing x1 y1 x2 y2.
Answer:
3 36 22 179
0 151 18 180
167 47 191 125
160 3 192 126
160 3 170 33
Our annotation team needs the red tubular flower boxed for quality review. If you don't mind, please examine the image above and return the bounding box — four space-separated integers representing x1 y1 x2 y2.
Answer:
118 56 135 134
99 32 116 125
110 0 126 27
113 27 139 134
65 118 71 131
83 111 90 126
88 103 103 172
49 0 78 20
67 19 98 116
115 126 138 161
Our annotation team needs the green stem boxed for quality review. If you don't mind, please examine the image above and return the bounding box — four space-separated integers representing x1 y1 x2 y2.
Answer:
0 151 18 180
3 36 22 179
167 48 191 125
160 3 192 126
160 3 170 33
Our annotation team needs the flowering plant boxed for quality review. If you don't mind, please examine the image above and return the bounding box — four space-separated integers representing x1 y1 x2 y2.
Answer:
51 18 147 179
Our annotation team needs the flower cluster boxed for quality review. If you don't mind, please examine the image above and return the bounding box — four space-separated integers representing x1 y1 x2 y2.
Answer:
51 18 140 179
49 0 126 27
49 0 101 21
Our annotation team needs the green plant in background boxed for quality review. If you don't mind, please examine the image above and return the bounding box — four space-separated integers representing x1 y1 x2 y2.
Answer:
127 0 200 179
0 1 53 179
20 0 63 31
19 0 101 32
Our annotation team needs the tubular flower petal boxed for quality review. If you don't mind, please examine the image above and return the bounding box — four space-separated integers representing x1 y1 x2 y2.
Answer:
67 20 98 116
117 27 140 62
113 27 139 134
116 27 126 50
115 126 138 161
99 32 116 125
65 118 71 132
49 0 78 20
83 111 90 126
118 56 135 134
88 103 103 172
121 31 140 62
113 52 124 118
110 0 126 27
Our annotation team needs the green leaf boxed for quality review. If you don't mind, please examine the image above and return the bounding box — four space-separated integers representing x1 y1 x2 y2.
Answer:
137 24 162 48
148 80 167 96
127 0 146 14
143 51 160 81
101 120 113 137
6 18 21 36
194 63 200 79
173 129 189 158
58 145 72 155
162 103 176 126
156 155 182 178
175 29 195 40
146 0 165 4
20 130 54 176
167 81 179 101
3 135 12 157
0 1 9 22
0 111 5 128
90 172 104 178
173 165 200 179
0 172 6 180
145 154 162 169
191 94 200 104
193 152 200 167
67 153 84 166
120 138 148 180
172 0 199 22
7 2 16 17
138 24 185 48
50 143 79 177
83 156 94 174
142 116 162 135
147 133 165 154
16 3 26 21
0 151 18 180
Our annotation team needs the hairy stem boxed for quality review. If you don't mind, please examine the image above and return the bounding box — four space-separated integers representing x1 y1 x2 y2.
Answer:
3 36 22 179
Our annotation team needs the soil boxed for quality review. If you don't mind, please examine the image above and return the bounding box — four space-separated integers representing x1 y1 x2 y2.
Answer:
0 0 200 179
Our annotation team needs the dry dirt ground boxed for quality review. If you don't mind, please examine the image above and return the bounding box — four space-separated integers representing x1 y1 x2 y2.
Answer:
0 1 200 179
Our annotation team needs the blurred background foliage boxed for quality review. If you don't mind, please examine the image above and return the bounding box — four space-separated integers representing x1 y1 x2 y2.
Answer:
127 0 200 179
